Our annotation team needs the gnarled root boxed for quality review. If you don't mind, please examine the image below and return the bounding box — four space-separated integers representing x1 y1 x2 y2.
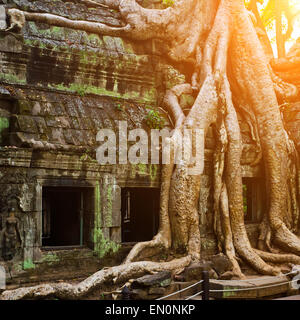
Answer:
0 256 191 300
254 249 300 265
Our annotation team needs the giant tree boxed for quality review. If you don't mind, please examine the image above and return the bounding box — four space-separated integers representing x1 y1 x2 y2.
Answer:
1 0 300 299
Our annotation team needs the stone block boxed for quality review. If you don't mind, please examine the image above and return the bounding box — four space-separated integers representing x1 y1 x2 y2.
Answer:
0 6 6 30
211 253 233 276
184 262 212 281
0 33 24 53
131 288 149 300
132 271 171 288
210 276 291 299
109 227 121 243
148 287 166 295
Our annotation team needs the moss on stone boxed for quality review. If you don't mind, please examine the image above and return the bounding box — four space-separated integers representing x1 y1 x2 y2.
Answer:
48 82 154 103
23 259 36 270
93 228 120 259
40 253 60 265
93 182 120 258
150 164 158 181
180 94 195 109
0 73 26 85
0 117 9 133
137 163 147 174
105 185 113 227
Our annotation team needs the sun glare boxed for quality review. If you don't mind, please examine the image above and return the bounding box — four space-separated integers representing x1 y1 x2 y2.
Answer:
289 0 300 49
256 0 300 56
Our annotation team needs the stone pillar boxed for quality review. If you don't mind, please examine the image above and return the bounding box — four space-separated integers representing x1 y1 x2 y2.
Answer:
0 6 6 30
101 174 121 243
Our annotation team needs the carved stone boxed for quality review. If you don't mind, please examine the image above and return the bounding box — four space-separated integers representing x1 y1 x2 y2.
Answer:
0 6 6 30
0 197 22 261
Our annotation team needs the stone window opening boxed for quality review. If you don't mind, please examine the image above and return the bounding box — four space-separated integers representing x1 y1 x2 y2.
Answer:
42 186 94 248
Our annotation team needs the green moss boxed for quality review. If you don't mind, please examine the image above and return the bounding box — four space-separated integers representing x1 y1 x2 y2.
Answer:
93 228 120 259
88 34 100 42
160 278 171 287
201 239 217 250
0 117 9 144
162 0 175 7
150 164 158 181
0 117 9 131
180 94 195 108
13 262 24 273
79 50 98 65
80 153 97 163
105 185 113 227
223 287 237 298
143 87 157 102
23 259 35 270
28 22 65 39
145 106 165 129
51 83 89 96
93 182 120 258
0 73 26 85
40 253 60 265
122 41 135 54
51 26 63 35
48 82 153 103
137 163 147 174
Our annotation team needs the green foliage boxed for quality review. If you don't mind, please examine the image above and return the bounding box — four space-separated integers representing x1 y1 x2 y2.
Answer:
71 84 89 96
145 106 165 129
93 228 120 258
53 83 88 96
80 153 97 162
162 0 174 7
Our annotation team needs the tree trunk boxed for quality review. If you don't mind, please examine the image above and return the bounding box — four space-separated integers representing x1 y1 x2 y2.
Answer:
2 0 300 299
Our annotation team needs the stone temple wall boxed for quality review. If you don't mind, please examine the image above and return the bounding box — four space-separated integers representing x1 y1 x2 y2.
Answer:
0 0 298 285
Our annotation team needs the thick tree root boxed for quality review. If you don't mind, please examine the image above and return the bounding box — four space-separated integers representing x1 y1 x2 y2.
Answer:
254 249 300 265
0 257 191 300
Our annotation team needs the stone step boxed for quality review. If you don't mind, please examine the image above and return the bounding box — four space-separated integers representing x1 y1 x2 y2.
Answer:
275 295 300 300
209 276 291 299
159 281 203 300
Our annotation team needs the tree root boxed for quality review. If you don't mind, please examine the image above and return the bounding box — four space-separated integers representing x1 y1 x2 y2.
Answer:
0 256 191 300
254 249 300 265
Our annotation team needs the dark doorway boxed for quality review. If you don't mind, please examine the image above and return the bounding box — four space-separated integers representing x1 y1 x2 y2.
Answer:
42 187 94 247
243 178 265 223
121 188 160 243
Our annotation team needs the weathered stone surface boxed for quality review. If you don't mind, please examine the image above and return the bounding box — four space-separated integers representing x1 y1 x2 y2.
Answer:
183 262 212 281
210 276 291 299
0 6 6 30
219 271 236 280
0 33 23 53
131 288 149 300
132 271 171 288
148 287 166 295
209 269 219 280
211 254 233 276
